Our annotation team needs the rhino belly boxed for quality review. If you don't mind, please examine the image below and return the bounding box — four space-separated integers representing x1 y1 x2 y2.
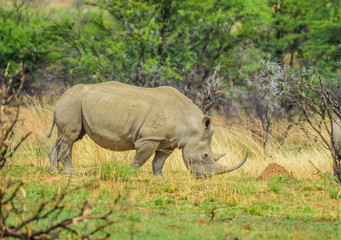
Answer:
82 110 138 151
82 118 136 151
86 131 135 151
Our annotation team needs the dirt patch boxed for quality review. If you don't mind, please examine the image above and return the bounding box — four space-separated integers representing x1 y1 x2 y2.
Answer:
241 225 252 231
257 163 291 181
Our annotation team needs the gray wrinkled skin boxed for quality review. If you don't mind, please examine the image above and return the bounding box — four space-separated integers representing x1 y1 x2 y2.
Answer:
48 81 247 178
332 121 341 176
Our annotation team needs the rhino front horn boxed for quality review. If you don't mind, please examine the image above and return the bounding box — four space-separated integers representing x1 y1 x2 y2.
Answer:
213 152 248 175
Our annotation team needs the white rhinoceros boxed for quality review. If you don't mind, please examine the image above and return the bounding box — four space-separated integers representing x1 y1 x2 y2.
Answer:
47 81 247 178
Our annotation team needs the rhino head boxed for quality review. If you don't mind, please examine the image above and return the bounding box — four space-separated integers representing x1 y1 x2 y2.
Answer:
181 116 248 178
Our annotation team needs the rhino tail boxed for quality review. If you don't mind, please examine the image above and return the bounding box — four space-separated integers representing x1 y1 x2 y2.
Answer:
47 114 56 138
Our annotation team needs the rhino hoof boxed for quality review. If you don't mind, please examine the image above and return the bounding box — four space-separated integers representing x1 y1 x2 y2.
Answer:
154 173 164 178
50 168 60 174
62 168 78 175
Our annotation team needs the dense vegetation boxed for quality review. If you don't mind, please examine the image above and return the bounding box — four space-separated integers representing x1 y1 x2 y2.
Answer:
1 0 340 96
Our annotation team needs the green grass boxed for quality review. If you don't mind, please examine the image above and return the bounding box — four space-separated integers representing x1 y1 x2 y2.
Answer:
1 164 340 240
2 105 339 239
99 161 140 181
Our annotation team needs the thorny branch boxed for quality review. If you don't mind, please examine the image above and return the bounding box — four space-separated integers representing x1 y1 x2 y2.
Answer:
0 182 114 239
247 59 297 153
0 62 115 239
184 63 225 114
200 63 225 113
256 59 340 181
309 160 340 185
0 62 30 170
280 69 341 182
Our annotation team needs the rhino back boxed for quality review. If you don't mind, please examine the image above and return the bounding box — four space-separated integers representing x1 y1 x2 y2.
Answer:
80 82 196 150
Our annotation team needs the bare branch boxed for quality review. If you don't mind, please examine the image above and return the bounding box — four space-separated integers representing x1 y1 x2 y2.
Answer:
0 62 115 239
309 160 340 186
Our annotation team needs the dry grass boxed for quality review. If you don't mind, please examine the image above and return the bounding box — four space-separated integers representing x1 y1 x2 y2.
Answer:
4 100 340 239
41 0 75 8
11 97 333 180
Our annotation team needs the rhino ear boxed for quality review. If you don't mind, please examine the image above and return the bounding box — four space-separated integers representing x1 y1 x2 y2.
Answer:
202 116 211 129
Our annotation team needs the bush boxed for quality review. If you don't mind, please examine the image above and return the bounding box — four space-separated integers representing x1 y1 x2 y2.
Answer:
0 1 52 81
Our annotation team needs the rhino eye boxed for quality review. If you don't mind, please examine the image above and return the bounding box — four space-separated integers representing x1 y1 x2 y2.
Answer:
205 119 210 128
204 153 209 158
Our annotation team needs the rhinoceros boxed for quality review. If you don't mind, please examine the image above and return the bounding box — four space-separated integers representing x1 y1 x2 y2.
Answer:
332 121 341 176
47 81 247 178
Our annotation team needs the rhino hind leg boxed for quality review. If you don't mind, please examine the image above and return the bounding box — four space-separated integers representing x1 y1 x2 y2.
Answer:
48 139 60 173
334 152 341 177
152 150 174 177
48 125 83 175
48 137 76 174
59 140 78 174
131 141 159 168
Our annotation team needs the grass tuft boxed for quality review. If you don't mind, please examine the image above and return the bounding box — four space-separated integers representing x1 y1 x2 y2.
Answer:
99 161 140 181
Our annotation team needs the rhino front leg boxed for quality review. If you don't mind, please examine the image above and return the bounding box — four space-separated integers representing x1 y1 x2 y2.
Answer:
152 150 174 177
59 140 78 174
131 141 159 168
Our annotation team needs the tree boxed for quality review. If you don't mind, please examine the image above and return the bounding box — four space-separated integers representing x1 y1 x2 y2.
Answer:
50 0 267 91
258 0 341 84
0 1 51 86
283 75 341 182
301 0 341 83
260 59 341 182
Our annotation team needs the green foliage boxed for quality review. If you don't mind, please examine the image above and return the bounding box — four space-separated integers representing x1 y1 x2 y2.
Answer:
259 0 341 84
1 0 340 94
0 1 51 77
45 0 266 87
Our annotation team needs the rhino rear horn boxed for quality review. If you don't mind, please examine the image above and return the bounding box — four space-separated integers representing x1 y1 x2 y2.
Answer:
212 152 225 161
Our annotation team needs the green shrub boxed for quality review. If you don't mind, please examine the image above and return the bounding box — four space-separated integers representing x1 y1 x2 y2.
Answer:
0 2 51 76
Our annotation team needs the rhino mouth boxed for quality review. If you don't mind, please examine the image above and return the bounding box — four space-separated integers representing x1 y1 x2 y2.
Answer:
191 152 248 179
